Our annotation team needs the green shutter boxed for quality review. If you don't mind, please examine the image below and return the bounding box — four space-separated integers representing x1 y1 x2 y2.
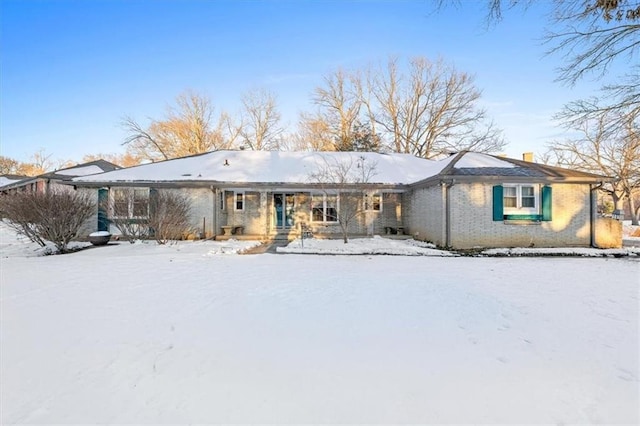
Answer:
492 185 504 221
541 186 552 221
97 188 109 232
148 188 158 237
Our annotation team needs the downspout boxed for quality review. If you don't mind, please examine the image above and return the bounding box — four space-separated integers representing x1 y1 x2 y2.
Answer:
211 186 217 240
590 182 604 248
443 180 455 248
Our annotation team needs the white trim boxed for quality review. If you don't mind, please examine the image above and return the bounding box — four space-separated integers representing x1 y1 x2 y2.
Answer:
503 184 539 215
310 193 338 223
364 192 382 212
234 191 245 211
110 187 150 219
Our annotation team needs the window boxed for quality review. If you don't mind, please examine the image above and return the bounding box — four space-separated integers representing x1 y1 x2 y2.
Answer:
364 193 382 211
493 184 552 222
111 188 149 218
503 184 538 214
234 191 244 211
311 194 338 222
219 190 225 210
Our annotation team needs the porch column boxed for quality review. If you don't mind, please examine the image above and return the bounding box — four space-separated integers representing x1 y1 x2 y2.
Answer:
260 191 268 238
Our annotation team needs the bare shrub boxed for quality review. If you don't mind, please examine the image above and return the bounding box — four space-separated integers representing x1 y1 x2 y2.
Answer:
149 191 193 244
103 188 149 243
102 188 193 244
0 189 95 253
308 154 378 243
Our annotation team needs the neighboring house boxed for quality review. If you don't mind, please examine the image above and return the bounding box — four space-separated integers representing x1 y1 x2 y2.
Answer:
70 150 621 249
0 174 30 189
0 160 120 195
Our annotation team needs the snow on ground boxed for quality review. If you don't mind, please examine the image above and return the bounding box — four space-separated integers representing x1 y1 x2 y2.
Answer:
277 235 456 256
2 227 639 424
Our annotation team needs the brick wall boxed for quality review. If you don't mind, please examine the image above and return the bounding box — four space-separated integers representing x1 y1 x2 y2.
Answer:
595 217 622 248
449 183 592 248
404 186 445 245
162 188 215 238
77 187 100 237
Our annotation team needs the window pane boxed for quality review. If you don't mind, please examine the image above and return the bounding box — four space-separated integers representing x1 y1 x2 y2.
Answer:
326 195 337 221
113 189 129 217
504 196 517 208
311 195 324 221
503 187 517 208
504 187 517 197
521 196 535 208
312 208 324 222
372 194 381 211
521 186 535 208
132 189 148 217
325 207 338 222
235 193 243 210
521 186 534 197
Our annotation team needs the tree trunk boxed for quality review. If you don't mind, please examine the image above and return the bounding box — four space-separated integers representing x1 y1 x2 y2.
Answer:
629 196 639 226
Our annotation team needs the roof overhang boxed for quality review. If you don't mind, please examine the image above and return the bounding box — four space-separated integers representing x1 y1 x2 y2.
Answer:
409 174 615 189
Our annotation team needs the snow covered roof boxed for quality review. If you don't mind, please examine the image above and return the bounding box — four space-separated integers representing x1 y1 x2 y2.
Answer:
55 164 109 176
0 160 121 191
43 160 120 179
73 151 457 185
443 152 610 181
71 150 610 187
0 175 29 188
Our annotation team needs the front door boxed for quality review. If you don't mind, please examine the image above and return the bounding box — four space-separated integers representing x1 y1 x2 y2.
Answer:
274 193 295 229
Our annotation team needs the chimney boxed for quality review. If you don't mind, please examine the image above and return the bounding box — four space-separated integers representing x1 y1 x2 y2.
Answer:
522 152 534 162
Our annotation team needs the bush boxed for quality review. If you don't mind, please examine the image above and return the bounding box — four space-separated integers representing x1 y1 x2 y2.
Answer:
149 191 193 244
104 189 193 244
0 188 95 253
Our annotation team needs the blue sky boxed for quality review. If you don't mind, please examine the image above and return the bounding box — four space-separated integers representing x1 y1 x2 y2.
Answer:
0 0 619 164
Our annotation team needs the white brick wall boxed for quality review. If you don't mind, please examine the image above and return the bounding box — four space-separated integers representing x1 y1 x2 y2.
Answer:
77 182 598 247
404 186 445 245
163 188 215 238
77 187 100 237
449 183 591 248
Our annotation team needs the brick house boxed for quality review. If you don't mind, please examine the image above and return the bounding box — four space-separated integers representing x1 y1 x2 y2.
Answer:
0 160 120 195
70 150 621 249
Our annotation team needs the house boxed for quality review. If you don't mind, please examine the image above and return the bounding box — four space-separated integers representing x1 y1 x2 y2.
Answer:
0 174 30 189
0 160 121 195
70 150 621 249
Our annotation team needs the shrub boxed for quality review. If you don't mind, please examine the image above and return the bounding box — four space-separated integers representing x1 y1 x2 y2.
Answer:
103 189 193 244
0 188 95 253
149 191 193 244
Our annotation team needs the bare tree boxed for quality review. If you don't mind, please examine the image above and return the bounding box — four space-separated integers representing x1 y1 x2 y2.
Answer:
546 107 640 224
122 91 239 162
148 191 194 244
370 57 504 158
238 88 284 150
308 154 378 243
556 67 640 131
304 58 503 157
312 69 362 151
0 188 95 253
10 149 56 176
439 1 640 116
82 152 142 168
0 156 20 174
293 113 337 151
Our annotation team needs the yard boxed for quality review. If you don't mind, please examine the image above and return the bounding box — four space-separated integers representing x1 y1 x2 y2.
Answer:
1 230 638 423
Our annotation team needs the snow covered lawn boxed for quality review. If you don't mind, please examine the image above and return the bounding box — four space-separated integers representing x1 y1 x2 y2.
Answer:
1 234 638 423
